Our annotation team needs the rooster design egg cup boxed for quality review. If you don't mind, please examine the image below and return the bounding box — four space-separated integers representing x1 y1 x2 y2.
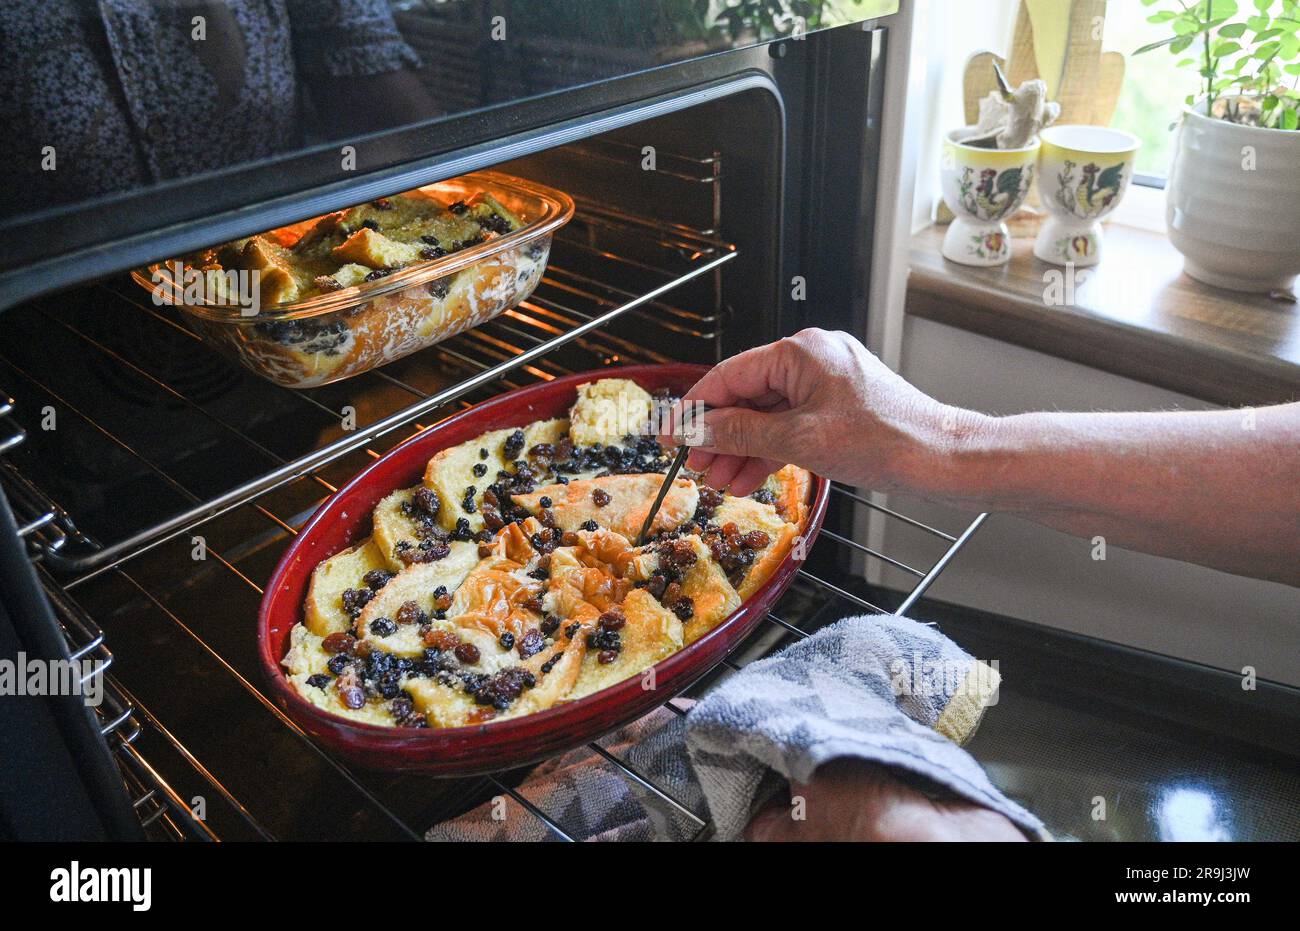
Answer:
941 130 1039 267
1034 125 1139 267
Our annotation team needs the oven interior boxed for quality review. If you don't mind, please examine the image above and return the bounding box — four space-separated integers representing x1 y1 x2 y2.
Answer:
4 89 1297 843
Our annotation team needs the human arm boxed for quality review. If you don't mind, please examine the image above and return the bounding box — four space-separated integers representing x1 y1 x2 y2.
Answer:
680 329 1300 587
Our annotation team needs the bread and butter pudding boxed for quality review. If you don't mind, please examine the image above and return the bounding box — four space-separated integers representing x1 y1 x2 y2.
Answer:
186 190 524 306
138 173 572 388
283 377 812 729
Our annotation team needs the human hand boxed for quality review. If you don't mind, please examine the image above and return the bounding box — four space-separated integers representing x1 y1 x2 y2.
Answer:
744 759 1028 842
673 328 984 497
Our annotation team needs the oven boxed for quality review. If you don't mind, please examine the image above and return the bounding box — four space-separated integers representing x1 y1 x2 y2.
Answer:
0 0 933 842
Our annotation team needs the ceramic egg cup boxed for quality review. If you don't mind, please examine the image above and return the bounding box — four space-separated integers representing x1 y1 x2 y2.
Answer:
940 130 1039 267
1034 125 1140 267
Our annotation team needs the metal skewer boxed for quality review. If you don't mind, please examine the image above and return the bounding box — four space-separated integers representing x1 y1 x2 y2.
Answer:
635 401 711 546
636 442 691 546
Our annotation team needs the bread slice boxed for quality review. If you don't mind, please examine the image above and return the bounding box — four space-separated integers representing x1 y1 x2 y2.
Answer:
283 626 395 726
403 676 479 729
677 537 741 644
424 418 568 534
372 484 437 570
762 465 812 526
513 474 698 540
569 378 653 447
711 495 800 599
447 524 546 642
303 537 388 636
355 543 481 655
237 237 302 305
330 227 424 269
567 589 683 701
507 631 588 717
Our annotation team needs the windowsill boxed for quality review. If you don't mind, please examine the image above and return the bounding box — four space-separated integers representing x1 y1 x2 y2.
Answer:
906 214 1300 407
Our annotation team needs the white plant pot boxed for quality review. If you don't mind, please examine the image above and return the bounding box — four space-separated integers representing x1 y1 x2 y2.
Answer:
1165 101 1300 293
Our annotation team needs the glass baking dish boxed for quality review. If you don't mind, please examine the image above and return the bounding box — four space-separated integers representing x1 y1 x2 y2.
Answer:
131 172 575 388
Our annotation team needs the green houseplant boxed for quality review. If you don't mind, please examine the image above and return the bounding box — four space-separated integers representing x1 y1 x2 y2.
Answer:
1138 0 1300 292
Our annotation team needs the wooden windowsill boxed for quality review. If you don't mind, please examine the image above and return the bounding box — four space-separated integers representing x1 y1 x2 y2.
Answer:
906 223 1300 407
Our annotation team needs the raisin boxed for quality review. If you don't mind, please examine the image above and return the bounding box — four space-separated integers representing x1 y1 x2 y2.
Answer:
362 569 394 591
499 632 516 650
337 672 366 710
646 573 668 600
540 615 560 636
472 462 488 478
478 212 512 235
413 486 441 519
742 530 771 550
518 630 545 658
592 488 611 508
341 587 374 618
539 495 553 509
448 200 469 215
364 268 394 282
696 485 724 516
529 442 555 462
671 598 695 622
327 654 355 676
503 429 525 460
751 489 778 506
372 198 393 210
598 607 626 631
540 653 562 674
322 632 356 654
530 528 558 553
565 622 581 639
418 540 451 563
522 594 544 613
306 674 331 689
466 668 536 709
659 538 699 569
462 486 477 514
597 650 619 665
561 531 580 547
479 447 489 460
423 628 460 651
454 643 481 664
587 629 621 652
369 617 398 637
580 519 599 532
481 505 505 532
663 581 683 606
394 600 423 626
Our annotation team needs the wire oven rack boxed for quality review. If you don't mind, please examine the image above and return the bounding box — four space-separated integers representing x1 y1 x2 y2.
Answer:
0 153 987 841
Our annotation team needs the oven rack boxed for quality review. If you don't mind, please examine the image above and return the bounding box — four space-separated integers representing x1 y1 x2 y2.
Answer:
468 497 989 843
0 396 215 840
0 178 987 841
2 332 987 842
3 216 734 581
41 576 219 841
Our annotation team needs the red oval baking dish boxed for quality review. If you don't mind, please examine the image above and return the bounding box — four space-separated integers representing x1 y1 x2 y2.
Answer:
258 363 829 775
